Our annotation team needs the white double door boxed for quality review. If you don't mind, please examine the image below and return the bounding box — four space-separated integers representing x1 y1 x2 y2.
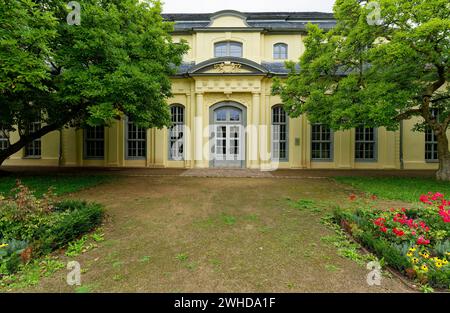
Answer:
213 124 244 168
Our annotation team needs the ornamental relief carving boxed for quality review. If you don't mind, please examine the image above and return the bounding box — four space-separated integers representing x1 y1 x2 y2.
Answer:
194 78 261 93
213 62 242 73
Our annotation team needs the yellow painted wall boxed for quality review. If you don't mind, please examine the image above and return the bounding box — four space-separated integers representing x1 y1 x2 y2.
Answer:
1 13 445 171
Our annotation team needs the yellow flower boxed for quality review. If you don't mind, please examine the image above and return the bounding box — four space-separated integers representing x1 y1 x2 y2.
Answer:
422 253 430 259
0 243 8 249
409 247 417 252
442 259 448 265
411 257 419 264
435 261 443 268
407 252 413 257
420 264 429 272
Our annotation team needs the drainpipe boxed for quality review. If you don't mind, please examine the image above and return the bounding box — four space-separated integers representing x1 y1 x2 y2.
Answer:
399 120 404 170
58 128 63 167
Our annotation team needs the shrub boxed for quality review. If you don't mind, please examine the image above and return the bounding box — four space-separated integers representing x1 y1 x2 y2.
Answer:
0 239 28 275
0 181 104 273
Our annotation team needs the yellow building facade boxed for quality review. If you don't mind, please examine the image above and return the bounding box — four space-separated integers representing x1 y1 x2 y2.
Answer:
2 11 447 170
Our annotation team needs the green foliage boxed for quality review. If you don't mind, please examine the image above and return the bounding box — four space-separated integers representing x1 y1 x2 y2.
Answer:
0 239 28 275
0 181 104 272
176 253 189 262
0 256 65 290
0 175 110 197
273 0 450 177
333 197 450 290
0 0 188 163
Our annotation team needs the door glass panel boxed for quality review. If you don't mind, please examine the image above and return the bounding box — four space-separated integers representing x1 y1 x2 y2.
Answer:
229 109 241 121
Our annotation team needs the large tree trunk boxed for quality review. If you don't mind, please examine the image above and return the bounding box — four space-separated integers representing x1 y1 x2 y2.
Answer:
436 132 450 181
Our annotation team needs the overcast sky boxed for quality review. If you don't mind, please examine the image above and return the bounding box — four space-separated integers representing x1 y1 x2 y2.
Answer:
161 0 336 13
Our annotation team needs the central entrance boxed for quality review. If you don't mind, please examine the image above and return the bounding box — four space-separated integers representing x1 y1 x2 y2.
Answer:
210 102 246 168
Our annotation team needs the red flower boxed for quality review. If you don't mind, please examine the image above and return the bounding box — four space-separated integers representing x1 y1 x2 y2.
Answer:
380 226 387 233
371 195 378 201
419 195 432 204
393 228 405 237
349 194 357 201
417 236 430 245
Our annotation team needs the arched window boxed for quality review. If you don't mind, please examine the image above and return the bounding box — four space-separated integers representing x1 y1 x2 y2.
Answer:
272 106 288 161
273 43 288 60
214 41 243 58
169 105 185 161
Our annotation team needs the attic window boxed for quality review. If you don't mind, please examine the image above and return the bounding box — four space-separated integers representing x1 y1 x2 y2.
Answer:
214 41 243 58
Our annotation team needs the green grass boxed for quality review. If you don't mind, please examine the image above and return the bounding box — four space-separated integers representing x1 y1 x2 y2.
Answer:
335 176 450 203
0 175 110 197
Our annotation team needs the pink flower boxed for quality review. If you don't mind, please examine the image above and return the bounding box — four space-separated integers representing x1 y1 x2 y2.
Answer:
419 195 432 204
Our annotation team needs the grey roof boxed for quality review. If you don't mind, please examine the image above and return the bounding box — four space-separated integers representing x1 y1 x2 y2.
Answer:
162 11 336 32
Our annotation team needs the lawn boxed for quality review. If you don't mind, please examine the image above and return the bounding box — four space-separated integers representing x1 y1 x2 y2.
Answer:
17 176 410 292
334 176 450 203
0 175 110 197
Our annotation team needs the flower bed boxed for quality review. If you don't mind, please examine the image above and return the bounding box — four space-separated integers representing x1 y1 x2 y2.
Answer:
334 192 450 290
0 181 104 276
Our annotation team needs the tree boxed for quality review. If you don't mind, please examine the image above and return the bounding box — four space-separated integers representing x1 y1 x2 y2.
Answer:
0 0 188 165
273 0 450 180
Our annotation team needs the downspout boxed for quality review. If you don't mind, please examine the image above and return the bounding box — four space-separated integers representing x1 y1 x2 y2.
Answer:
399 120 404 170
58 129 63 167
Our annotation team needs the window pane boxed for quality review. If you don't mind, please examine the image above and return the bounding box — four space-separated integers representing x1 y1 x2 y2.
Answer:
169 105 184 160
355 126 376 160
126 119 146 159
85 126 104 159
272 106 288 161
214 41 242 58
311 124 332 160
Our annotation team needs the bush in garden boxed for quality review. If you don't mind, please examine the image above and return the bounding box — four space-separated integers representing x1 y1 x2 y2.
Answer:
0 181 104 274
334 192 450 290
0 239 28 275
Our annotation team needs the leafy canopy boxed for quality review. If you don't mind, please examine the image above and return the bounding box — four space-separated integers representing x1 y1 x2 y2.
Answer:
0 0 188 136
273 0 450 132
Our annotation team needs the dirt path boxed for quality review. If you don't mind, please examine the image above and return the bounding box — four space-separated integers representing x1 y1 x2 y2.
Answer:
26 176 412 292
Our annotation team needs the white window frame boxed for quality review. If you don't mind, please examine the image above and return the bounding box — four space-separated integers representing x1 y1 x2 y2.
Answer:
271 106 289 161
311 124 333 161
125 118 147 160
273 43 288 60
214 41 243 58
355 126 377 162
84 126 105 160
0 128 9 151
168 105 185 161
425 109 439 162
24 121 41 158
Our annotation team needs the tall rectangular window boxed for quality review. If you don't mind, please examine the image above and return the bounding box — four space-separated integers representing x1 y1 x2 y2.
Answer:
24 121 41 157
126 119 146 159
311 124 333 160
0 129 8 151
355 126 377 161
169 105 184 161
84 126 104 159
272 106 288 161
425 109 439 162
